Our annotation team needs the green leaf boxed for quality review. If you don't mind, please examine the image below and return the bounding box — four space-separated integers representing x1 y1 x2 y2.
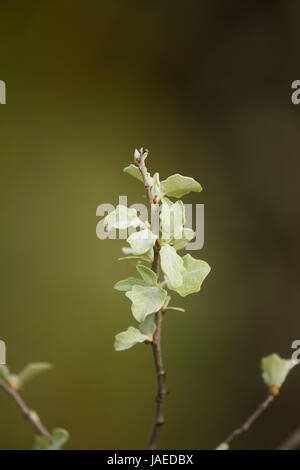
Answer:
173 228 195 251
123 164 143 182
173 254 210 297
125 285 167 322
0 365 9 380
114 327 151 351
103 205 144 231
18 363 52 387
160 200 185 241
127 228 157 255
216 443 229 450
161 174 202 198
164 306 185 312
34 435 51 450
51 428 69 449
261 354 297 392
139 313 156 336
114 277 147 291
123 163 153 185
34 428 69 450
136 265 157 286
160 244 186 289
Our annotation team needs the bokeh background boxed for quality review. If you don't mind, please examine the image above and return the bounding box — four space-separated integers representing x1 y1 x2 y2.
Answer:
1 0 300 450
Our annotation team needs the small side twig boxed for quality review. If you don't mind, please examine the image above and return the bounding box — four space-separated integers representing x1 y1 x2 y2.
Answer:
278 428 300 450
137 148 168 450
218 391 275 448
0 377 52 439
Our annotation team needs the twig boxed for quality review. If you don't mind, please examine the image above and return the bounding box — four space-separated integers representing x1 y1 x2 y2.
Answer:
0 377 52 439
219 391 275 448
278 428 300 450
137 148 168 450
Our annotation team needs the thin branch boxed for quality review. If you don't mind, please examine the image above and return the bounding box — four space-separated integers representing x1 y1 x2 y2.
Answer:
0 377 52 439
137 148 167 450
278 428 300 450
218 391 275 448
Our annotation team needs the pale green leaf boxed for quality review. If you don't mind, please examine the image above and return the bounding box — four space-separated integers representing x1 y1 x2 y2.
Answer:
123 164 143 182
261 354 297 391
51 428 69 449
34 435 51 450
18 363 52 387
103 205 144 231
164 306 185 312
114 326 150 351
216 443 229 450
160 244 186 289
173 254 210 297
161 173 202 198
114 277 147 291
126 285 167 322
173 228 195 251
139 313 156 336
34 428 69 450
127 228 157 255
136 265 157 286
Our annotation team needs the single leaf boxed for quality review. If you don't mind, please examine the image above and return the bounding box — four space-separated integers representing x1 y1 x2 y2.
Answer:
18 363 52 387
173 254 210 297
216 443 229 450
34 435 51 450
160 200 185 241
139 313 156 336
160 244 186 289
172 228 195 251
34 428 69 450
161 173 202 198
114 277 147 291
51 428 69 449
123 164 143 182
136 265 157 286
261 354 297 392
164 306 185 312
103 205 144 231
127 228 157 255
125 285 167 322
114 327 150 351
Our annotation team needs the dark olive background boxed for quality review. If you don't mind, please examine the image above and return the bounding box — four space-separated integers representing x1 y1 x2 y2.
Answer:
1 0 300 450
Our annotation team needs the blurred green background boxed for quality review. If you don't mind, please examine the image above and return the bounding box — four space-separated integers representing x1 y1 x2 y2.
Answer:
1 0 300 450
